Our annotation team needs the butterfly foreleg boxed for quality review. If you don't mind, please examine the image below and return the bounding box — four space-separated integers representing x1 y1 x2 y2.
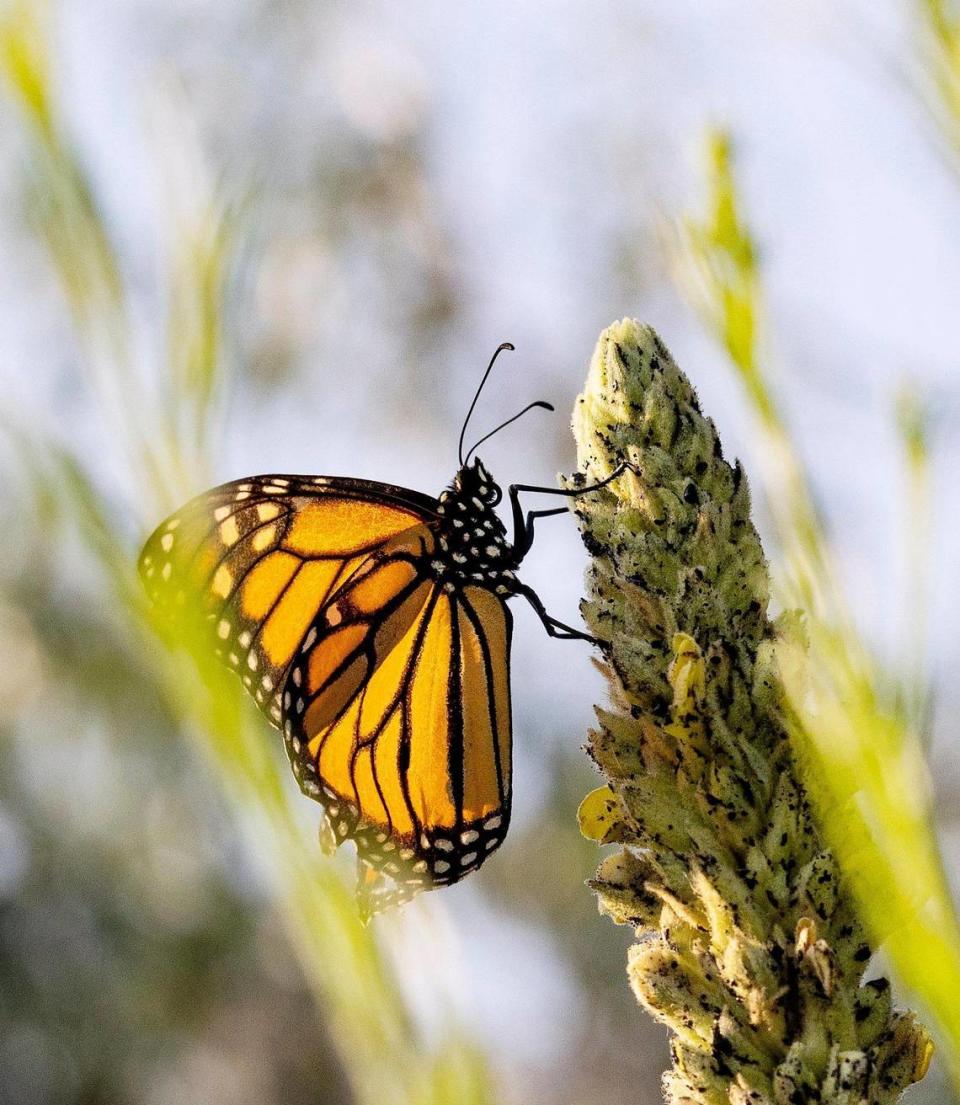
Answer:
507 461 637 560
515 506 568 557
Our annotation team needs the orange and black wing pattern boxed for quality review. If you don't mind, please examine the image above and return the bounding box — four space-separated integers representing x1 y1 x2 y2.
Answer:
139 474 437 727
139 471 514 913
284 572 512 913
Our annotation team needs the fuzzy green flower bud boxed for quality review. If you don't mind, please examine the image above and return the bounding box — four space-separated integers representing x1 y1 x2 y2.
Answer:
567 319 931 1104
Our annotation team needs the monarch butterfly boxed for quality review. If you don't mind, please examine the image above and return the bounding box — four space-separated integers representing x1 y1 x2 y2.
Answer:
139 345 628 915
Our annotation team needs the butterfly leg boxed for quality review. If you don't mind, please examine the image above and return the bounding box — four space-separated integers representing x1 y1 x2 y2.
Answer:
520 506 568 551
512 581 597 644
508 461 637 560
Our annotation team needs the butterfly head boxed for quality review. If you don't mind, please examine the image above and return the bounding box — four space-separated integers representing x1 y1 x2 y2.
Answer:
439 457 505 517
455 457 502 506
433 459 515 592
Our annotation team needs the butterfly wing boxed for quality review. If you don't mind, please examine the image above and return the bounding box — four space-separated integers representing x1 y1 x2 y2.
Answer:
139 473 438 725
283 576 513 914
141 471 514 913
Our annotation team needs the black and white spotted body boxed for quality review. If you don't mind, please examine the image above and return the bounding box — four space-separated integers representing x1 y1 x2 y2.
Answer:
428 458 518 597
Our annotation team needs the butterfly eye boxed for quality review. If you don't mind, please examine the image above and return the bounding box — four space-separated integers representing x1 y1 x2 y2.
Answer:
487 485 503 507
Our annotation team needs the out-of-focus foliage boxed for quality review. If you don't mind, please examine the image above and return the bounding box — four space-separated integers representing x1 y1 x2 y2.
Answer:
894 386 933 734
678 133 831 615
916 0 960 163
675 127 960 1096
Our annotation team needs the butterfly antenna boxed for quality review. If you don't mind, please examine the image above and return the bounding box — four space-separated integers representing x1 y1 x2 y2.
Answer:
458 342 515 466
464 400 554 465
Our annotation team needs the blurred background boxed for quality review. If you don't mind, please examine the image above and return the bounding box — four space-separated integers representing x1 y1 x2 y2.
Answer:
1 1 959 1103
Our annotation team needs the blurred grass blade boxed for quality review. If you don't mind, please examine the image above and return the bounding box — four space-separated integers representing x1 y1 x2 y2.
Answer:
894 385 933 737
681 131 766 419
674 126 960 1092
915 1 960 163
0 0 176 510
149 81 249 497
677 131 833 617
0 0 122 318
780 621 960 1078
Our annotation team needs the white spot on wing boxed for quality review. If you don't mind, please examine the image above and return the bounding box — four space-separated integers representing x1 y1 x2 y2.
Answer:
219 516 240 546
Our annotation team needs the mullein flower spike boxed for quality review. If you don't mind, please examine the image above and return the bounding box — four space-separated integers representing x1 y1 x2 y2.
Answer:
569 319 932 1105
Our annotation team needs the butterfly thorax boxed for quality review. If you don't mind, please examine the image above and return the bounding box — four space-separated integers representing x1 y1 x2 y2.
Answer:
430 458 516 596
